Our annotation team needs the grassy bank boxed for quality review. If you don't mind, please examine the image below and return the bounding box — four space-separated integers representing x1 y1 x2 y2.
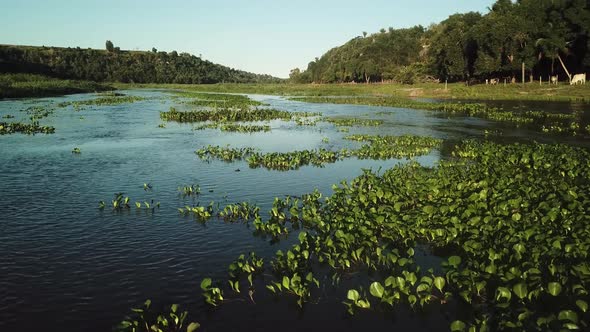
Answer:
4 75 587 102
115 82 590 102
0 73 113 99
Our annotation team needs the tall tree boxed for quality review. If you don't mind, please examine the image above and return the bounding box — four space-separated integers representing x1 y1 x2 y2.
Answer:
429 12 482 81
105 40 114 52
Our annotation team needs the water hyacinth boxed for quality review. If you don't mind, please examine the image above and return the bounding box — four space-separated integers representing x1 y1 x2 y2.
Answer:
202 140 590 331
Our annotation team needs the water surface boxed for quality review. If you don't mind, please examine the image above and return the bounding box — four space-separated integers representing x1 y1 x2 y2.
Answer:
0 90 588 331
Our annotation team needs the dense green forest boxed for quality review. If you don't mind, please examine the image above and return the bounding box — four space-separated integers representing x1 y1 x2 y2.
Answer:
291 0 590 84
0 42 281 84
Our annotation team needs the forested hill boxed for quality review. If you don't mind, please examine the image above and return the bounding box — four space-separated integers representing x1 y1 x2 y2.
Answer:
0 44 281 84
290 0 590 84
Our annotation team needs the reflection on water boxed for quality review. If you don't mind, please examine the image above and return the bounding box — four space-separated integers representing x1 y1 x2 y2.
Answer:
0 90 588 332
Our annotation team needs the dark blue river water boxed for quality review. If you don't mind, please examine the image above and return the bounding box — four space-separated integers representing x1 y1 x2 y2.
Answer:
0 90 586 331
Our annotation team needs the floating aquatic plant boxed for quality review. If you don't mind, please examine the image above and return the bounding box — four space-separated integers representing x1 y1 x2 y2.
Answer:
0 121 55 135
200 278 224 307
196 135 441 171
178 184 200 197
161 107 318 123
194 140 590 330
295 96 585 136
58 93 145 109
116 299 199 332
324 117 383 127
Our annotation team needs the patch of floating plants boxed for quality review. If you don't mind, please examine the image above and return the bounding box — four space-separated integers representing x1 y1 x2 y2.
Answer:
294 96 589 136
195 135 441 171
294 116 319 126
57 92 145 110
0 121 55 135
196 145 340 171
21 105 55 121
99 193 160 211
116 299 199 332
161 106 319 123
178 202 216 222
178 184 201 197
323 117 383 127
219 123 271 133
195 145 257 162
183 140 590 331
193 122 271 133
172 91 267 108
343 134 442 159
247 149 341 171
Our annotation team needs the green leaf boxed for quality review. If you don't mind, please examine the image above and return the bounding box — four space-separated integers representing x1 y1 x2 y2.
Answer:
200 278 212 290
562 322 579 330
558 310 578 323
576 300 588 313
423 205 435 214
187 322 200 332
405 272 417 285
450 320 467 332
119 321 132 328
512 213 522 221
298 231 307 243
420 276 433 285
547 282 562 296
513 283 528 300
448 255 462 267
496 286 512 302
234 280 240 293
356 299 371 308
282 276 290 290
347 289 360 302
369 282 384 298
416 283 430 293
434 277 446 292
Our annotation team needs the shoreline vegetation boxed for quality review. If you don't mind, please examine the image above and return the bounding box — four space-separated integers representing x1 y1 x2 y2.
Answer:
3 77 590 102
113 82 590 102
0 73 112 99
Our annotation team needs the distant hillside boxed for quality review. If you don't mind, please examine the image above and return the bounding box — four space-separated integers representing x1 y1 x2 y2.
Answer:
291 0 590 83
0 43 282 84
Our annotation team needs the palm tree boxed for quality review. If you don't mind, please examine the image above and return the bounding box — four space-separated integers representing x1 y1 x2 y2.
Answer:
535 26 572 81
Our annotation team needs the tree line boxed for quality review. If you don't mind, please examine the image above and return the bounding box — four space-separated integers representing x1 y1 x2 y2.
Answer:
0 42 281 84
290 0 590 84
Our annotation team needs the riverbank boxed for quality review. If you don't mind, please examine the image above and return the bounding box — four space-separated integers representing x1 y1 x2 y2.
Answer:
114 82 590 102
0 73 113 99
3 75 587 102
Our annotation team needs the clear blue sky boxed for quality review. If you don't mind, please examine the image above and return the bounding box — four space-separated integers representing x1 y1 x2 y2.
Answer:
0 0 496 78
